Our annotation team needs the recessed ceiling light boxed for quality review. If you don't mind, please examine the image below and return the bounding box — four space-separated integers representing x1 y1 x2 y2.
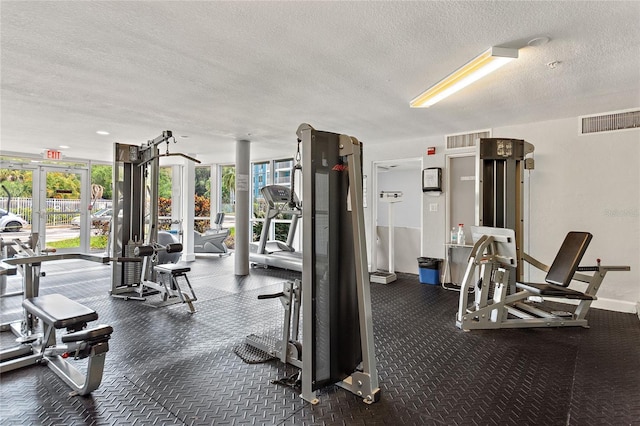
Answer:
96 130 110 135
59 145 70 149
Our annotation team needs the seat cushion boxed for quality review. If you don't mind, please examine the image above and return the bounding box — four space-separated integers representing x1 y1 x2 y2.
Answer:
516 282 594 300
23 294 98 328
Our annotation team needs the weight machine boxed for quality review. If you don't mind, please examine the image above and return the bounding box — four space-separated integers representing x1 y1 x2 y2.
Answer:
0 249 112 395
246 124 380 405
456 226 630 330
476 138 534 284
109 131 199 312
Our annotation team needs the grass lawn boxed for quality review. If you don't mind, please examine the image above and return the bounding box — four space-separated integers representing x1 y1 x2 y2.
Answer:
47 235 108 250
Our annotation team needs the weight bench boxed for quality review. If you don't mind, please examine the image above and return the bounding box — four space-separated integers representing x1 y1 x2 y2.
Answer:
152 263 197 313
456 227 630 330
0 294 113 396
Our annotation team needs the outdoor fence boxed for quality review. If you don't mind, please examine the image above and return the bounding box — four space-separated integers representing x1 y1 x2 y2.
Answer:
0 197 111 226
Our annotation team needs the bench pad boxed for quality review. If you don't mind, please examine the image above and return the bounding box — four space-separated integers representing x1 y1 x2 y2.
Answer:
62 324 113 343
155 263 191 275
516 282 594 300
23 294 98 328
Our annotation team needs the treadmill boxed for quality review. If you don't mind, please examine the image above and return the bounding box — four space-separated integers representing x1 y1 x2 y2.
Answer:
249 185 302 272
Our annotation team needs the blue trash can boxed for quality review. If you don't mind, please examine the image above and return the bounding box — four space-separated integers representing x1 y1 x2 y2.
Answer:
417 257 441 285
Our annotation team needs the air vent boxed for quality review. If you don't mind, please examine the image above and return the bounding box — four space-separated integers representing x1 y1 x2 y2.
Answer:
581 110 640 134
446 130 491 149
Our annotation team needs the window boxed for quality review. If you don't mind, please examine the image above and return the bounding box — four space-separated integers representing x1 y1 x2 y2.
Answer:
194 166 211 232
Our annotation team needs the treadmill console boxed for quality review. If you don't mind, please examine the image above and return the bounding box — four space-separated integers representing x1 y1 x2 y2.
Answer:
261 185 299 204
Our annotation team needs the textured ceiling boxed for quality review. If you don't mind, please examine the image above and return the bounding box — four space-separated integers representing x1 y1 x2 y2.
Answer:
1 1 639 164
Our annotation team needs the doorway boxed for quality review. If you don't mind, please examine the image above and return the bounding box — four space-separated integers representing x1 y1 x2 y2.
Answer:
371 158 422 274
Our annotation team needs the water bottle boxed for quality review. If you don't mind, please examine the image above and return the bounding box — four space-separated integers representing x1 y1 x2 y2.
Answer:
457 224 465 245
451 227 457 244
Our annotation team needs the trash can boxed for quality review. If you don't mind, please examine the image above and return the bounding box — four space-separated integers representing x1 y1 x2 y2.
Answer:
417 257 442 285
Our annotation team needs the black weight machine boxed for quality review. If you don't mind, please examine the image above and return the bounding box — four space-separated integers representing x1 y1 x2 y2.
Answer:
246 124 380 405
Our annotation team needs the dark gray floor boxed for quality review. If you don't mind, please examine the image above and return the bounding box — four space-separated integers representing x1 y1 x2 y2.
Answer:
1 254 639 425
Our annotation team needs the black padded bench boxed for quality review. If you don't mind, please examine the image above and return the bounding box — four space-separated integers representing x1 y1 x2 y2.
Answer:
516 232 594 300
23 293 99 330
19 293 112 395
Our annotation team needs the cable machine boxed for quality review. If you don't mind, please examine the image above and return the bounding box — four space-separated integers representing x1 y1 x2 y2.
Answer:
476 138 534 283
298 123 379 404
244 124 380 405
109 131 200 312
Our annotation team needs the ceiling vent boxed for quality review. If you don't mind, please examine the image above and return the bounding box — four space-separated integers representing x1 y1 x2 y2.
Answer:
446 129 491 149
581 109 640 134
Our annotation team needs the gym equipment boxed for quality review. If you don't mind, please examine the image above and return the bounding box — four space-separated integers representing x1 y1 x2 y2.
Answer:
194 212 230 255
371 191 402 284
117 231 197 313
476 138 534 284
0 294 113 396
245 279 302 367
249 185 302 272
0 249 112 395
110 131 199 312
456 226 630 330
246 124 380 405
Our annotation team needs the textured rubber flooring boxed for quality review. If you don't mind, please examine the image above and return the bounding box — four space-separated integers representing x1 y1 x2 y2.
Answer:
1 255 639 425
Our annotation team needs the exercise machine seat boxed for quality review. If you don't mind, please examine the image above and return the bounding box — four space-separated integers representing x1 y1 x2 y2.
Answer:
22 294 98 329
516 232 593 299
155 263 191 275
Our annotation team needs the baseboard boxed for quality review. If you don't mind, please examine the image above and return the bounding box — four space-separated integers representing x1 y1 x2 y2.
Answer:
547 297 638 314
592 297 637 314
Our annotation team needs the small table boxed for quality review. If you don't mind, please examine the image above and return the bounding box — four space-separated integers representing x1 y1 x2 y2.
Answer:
442 243 473 287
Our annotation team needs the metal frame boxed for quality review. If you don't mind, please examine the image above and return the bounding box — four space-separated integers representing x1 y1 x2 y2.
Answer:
109 131 199 311
456 226 630 330
298 124 379 405
245 279 303 368
476 138 534 283
0 293 112 396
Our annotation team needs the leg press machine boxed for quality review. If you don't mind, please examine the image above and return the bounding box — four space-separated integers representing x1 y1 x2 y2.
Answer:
456 226 630 330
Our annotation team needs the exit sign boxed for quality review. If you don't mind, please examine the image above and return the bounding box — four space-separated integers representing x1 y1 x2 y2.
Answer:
44 149 62 160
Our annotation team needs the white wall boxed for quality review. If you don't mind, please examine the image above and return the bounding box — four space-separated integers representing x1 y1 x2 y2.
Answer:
365 115 639 313
495 117 639 311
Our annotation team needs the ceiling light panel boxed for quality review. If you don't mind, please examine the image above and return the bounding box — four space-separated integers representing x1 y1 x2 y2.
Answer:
410 47 519 108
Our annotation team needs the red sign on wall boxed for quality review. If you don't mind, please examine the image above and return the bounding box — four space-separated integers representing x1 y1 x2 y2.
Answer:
44 149 62 160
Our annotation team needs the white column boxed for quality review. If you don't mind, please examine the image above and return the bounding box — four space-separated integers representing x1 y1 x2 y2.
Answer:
180 158 196 262
234 140 251 275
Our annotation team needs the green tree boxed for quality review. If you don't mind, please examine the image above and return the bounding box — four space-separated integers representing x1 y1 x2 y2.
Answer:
46 172 81 198
0 169 33 197
158 167 172 199
91 165 112 199
221 166 235 204
195 167 211 197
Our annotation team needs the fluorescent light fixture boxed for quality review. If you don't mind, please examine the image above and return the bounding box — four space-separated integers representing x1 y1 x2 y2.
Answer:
96 130 110 135
410 46 518 108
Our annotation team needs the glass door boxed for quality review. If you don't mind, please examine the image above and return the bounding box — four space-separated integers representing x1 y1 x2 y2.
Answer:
0 166 33 240
38 167 89 252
